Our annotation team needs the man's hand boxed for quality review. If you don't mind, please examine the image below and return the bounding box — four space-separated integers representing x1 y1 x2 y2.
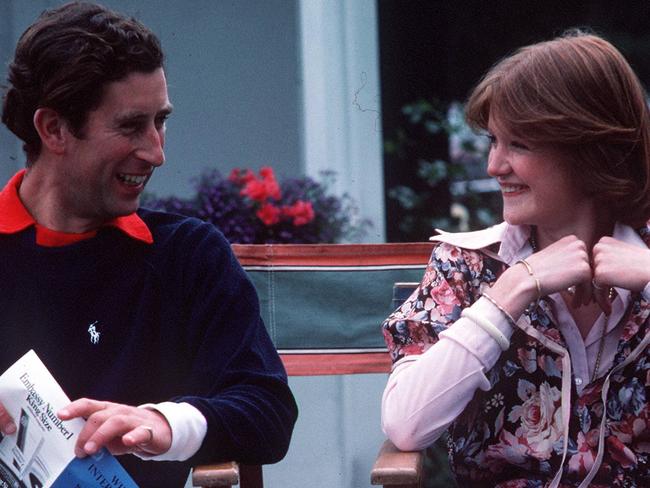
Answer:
57 399 172 458
0 402 16 435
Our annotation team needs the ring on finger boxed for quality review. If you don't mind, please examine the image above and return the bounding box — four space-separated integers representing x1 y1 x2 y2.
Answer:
566 286 576 296
139 425 154 446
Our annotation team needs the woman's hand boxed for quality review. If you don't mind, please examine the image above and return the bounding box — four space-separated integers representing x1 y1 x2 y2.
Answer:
488 235 592 319
58 398 172 458
526 235 593 297
592 236 650 292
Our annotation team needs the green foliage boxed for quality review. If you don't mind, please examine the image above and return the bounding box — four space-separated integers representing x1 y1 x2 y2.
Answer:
385 99 501 239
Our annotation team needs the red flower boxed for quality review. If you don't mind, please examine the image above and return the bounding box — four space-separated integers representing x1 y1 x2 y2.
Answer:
259 167 274 179
260 166 281 200
239 167 281 202
241 179 269 202
228 168 255 185
256 203 281 226
282 200 315 226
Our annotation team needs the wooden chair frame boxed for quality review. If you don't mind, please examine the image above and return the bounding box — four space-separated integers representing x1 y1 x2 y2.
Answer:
192 464 262 488
370 440 423 488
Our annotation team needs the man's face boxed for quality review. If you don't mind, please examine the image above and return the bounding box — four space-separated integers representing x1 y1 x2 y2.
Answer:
60 68 172 226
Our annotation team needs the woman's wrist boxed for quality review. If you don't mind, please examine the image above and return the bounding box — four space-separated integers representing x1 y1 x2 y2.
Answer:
486 264 540 319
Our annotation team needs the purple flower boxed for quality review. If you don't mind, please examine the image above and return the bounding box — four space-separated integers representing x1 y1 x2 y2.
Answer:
142 168 370 244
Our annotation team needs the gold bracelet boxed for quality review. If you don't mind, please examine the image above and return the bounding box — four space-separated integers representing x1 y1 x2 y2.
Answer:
516 258 533 275
515 259 542 300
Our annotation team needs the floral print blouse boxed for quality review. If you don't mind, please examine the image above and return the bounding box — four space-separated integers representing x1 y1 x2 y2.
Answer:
382 227 650 487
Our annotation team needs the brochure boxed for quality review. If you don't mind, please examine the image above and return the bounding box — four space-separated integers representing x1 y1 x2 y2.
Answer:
0 350 138 488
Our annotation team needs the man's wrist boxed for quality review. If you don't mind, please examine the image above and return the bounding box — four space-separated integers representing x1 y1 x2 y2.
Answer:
136 402 207 461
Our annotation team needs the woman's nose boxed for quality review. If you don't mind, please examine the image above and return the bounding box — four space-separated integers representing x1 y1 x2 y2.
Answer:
486 147 510 177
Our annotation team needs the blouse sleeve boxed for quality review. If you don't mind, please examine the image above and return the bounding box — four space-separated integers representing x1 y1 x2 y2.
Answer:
382 243 461 363
381 242 515 450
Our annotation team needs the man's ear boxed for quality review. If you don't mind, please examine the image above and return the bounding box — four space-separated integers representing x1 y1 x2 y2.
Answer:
33 108 70 155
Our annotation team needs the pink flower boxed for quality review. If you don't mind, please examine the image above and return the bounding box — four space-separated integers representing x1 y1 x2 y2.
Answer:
420 265 439 288
508 380 562 460
567 431 597 476
465 250 483 274
431 281 460 316
435 243 461 262
485 429 530 469
282 200 315 226
256 203 281 226
607 435 637 468
517 348 537 374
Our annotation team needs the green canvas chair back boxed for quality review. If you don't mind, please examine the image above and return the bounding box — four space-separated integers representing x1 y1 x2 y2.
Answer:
232 243 433 375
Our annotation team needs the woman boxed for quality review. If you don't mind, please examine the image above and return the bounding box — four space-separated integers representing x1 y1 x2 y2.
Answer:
381 31 650 487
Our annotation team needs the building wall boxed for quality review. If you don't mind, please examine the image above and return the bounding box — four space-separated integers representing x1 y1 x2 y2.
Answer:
0 0 302 199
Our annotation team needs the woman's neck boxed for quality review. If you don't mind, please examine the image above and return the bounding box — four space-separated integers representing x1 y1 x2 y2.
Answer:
534 218 615 252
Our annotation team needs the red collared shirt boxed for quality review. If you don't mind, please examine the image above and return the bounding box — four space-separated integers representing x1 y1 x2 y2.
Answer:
0 170 153 247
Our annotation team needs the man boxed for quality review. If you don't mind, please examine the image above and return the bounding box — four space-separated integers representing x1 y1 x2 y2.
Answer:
0 1 297 486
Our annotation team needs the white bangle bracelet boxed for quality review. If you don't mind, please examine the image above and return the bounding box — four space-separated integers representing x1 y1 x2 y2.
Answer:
481 291 517 328
461 307 510 351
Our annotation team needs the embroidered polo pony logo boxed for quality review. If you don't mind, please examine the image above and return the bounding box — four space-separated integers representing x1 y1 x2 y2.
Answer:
88 321 101 345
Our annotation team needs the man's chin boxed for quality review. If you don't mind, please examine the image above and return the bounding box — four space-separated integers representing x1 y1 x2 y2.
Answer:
106 199 141 220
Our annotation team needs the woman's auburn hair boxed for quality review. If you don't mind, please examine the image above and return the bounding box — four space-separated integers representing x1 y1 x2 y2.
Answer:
466 31 650 227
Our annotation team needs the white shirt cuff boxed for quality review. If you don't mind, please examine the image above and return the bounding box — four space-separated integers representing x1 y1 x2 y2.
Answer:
135 401 207 461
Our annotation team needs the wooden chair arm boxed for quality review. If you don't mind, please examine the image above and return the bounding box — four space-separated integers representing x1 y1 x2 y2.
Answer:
192 462 239 487
370 439 423 488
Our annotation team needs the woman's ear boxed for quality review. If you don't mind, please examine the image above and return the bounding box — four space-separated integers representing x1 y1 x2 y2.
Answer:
33 107 68 155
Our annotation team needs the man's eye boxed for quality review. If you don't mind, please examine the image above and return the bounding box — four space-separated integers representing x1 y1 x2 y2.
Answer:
120 123 142 134
155 115 169 129
511 141 530 151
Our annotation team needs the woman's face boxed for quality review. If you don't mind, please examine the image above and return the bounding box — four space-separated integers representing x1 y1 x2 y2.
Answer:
486 118 596 231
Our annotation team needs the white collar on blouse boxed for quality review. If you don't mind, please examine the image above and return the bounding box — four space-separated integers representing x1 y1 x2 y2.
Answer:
429 221 646 266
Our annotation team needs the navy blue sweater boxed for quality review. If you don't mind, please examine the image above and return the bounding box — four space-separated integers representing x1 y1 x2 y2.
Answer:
0 209 297 487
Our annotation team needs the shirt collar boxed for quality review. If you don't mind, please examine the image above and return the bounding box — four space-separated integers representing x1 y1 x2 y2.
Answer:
431 221 647 266
0 169 153 246
430 222 512 262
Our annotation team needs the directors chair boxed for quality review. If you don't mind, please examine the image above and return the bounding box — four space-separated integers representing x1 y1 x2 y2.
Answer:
192 242 433 488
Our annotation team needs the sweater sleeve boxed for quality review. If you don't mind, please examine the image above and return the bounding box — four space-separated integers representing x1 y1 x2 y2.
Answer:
381 243 513 450
168 222 298 466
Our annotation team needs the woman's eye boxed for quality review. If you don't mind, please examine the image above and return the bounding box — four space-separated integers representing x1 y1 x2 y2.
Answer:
486 134 497 146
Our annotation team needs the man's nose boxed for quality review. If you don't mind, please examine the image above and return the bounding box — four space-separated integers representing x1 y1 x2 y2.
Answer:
136 126 165 166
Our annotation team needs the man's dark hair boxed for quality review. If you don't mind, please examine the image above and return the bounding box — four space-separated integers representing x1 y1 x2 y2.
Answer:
2 1 164 163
